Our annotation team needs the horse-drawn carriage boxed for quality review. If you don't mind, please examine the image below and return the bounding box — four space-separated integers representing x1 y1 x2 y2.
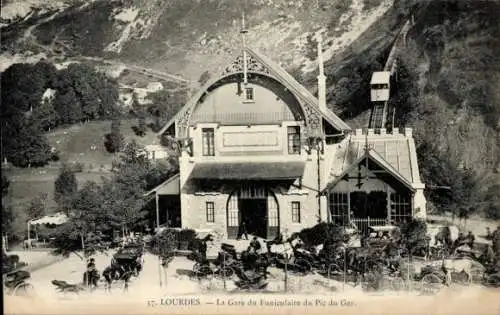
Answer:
4 270 35 297
111 244 143 276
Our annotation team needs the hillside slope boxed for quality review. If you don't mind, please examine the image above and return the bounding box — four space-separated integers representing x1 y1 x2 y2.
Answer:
393 0 500 218
1 0 394 81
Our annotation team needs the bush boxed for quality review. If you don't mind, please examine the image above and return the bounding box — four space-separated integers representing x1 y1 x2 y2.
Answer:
400 218 428 260
149 229 178 261
298 222 344 247
178 229 196 243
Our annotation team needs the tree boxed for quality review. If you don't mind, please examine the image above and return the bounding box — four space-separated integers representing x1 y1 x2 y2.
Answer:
400 218 427 262
2 205 15 236
54 89 83 124
6 121 52 167
2 175 9 197
2 175 14 236
104 119 124 153
149 229 177 263
108 141 151 235
54 163 78 214
1 62 57 113
52 63 119 125
51 181 110 258
25 193 48 221
137 113 147 136
484 184 500 219
146 89 186 124
30 97 58 131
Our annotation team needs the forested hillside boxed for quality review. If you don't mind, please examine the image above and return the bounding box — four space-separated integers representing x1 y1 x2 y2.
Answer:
392 0 500 218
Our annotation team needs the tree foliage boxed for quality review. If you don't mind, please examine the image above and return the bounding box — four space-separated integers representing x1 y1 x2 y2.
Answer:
400 218 427 261
149 229 177 262
2 175 9 197
1 61 119 168
298 222 344 247
54 163 78 214
49 141 177 257
145 89 186 128
12 128 53 167
104 119 124 153
25 193 48 220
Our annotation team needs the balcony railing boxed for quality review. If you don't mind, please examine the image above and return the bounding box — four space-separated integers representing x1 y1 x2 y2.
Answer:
190 111 300 125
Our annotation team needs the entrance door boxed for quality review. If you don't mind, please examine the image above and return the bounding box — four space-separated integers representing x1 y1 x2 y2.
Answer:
227 194 240 239
238 199 268 239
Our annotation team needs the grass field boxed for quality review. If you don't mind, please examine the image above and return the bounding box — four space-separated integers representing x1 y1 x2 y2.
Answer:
3 119 162 212
45 119 159 166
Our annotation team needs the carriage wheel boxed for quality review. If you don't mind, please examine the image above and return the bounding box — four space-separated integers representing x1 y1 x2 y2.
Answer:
391 277 405 291
218 266 235 279
420 274 442 295
326 264 342 279
192 263 201 273
294 259 312 275
316 263 328 275
195 266 214 280
452 271 472 286
367 259 385 273
13 283 35 297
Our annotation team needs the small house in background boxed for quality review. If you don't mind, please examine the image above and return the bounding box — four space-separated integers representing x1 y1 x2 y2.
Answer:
370 71 391 102
144 144 169 161
146 82 164 92
41 88 57 105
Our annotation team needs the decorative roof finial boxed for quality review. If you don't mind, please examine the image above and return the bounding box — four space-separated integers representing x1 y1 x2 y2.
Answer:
240 11 248 85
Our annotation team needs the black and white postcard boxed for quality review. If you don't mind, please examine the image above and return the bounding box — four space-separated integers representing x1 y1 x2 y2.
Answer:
2 0 499 314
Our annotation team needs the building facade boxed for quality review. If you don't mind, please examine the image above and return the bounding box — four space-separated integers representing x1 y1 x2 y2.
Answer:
150 44 426 240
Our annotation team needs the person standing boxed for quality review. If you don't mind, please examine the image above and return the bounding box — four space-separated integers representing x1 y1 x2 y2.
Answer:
200 239 208 261
249 237 261 253
465 231 475 249
237 219 249 240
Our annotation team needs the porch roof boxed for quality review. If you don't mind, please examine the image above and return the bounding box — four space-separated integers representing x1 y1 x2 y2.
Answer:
189 161 305 181
323 148 416 193
144 174 180 196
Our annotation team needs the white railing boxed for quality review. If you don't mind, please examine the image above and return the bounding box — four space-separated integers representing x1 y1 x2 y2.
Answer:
350 217 389 233
190 111 298 125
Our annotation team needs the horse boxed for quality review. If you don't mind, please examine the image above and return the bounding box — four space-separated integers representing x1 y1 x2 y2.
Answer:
102 264 134 292
430 225 459 248
441 257 486 284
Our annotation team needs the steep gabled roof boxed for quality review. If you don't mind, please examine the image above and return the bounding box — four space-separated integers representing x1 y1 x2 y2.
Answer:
324 129 425 193
247 48 351 131
157 48 351 136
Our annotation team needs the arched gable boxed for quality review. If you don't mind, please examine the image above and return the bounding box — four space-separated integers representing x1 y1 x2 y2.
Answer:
189 72 306 126
158 48 351 138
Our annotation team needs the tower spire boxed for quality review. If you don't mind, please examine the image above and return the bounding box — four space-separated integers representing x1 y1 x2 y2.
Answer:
317 33 326 111
241 11 248 85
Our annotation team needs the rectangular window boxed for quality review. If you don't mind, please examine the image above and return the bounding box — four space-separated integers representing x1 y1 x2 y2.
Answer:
291 201 301 223
206 202 215 223
390 193 411 225
328 192 348 225
287 126 301 155
202 128 215 156
244 87 254 101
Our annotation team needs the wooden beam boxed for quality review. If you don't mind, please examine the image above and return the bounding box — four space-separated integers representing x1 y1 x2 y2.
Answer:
386 185 391 224
155 192 160 229
347 184 351 225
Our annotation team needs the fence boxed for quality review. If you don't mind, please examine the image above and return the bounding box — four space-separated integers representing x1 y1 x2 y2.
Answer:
350 217 389 234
